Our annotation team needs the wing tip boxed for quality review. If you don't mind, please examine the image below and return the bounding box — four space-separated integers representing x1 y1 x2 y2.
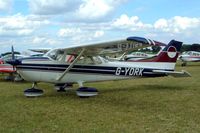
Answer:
127 36 166 46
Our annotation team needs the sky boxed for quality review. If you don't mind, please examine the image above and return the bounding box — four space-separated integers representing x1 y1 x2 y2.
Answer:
0 0 200 53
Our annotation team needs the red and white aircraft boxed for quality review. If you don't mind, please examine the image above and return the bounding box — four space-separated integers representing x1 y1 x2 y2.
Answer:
0 53 25 81
0 48 49 80
179 51 200 66
7 36 191 97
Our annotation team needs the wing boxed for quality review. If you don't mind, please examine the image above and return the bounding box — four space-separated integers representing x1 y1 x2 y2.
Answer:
57 36 165 56
29 48 51 53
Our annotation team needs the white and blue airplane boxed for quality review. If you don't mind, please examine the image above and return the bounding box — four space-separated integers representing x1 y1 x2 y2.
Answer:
179 51 200 66
7 36 191 97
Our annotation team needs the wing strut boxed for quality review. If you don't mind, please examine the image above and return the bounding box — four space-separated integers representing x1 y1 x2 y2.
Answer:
56 48 85 81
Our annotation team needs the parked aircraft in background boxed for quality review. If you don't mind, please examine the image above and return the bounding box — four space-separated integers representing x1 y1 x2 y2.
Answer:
124 52 156 61
106 39 166 61
0 48 50 81
7 36 191 98
29 48 51 54
0 51 27 81
179 51 200 66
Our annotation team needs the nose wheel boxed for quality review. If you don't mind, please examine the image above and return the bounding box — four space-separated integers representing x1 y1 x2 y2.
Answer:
24 82 44 97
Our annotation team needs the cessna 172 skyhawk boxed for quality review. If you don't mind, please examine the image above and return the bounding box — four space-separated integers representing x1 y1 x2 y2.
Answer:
7 36 191 97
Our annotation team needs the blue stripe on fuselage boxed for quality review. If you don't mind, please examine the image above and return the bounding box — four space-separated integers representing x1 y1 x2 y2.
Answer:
16 63 169 77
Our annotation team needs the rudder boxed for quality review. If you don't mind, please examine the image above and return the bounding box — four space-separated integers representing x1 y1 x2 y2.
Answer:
153 40 182 62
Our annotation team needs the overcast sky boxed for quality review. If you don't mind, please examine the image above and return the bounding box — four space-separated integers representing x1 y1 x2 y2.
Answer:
0 0 200 53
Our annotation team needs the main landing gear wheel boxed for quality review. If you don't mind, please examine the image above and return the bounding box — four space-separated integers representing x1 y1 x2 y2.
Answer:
181 62 187 67
24 83 44 97
76 87 98 98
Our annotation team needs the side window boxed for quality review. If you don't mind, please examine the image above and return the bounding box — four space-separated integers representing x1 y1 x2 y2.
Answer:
76 56 102 65
189 52 192 55
47 50 57 60
65 55 75 63
55 50 64 61
76 56 94 64
93 56 102 64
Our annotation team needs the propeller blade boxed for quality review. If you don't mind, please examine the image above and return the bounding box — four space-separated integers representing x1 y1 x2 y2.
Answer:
11 45 15 71
11 45 15 60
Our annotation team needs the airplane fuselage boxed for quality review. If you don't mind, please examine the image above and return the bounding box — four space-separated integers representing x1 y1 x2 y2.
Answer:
16 57 174 84
180 55 200 62
179 51 200 62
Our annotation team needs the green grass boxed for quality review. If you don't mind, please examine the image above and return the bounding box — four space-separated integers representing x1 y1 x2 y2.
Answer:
0 62 200 133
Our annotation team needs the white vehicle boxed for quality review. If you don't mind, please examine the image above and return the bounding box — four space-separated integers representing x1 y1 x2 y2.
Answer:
7 36 191 98
179 51 200 66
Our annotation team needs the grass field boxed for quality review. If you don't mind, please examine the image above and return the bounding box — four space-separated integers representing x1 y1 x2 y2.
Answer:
0 62 200 133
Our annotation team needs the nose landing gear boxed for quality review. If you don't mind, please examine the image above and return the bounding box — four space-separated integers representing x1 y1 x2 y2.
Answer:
24 82 44 97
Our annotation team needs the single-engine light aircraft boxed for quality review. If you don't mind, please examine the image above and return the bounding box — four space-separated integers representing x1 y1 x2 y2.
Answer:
7 36 191 97
179 51 200 66
0 49 26 81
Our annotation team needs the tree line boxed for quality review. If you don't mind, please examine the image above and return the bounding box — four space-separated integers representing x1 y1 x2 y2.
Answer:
181 44 200 52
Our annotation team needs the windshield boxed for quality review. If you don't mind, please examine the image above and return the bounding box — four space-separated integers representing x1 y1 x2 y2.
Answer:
46 49 65 61
46 49 104 64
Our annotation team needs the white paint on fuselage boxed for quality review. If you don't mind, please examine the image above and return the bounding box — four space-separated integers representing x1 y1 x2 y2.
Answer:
180 56 200 62
179 51 200 62
18 69 129 83
17 60 175 84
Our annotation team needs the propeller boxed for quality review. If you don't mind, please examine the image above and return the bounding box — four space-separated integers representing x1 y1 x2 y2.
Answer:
6 46 21 66
11 45 15 71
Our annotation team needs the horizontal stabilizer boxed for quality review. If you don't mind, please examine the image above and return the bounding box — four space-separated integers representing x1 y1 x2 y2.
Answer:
152 70 191 77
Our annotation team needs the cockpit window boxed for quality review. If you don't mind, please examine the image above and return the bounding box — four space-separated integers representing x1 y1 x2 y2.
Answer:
76 56 102 65
187 51 192 55
46 49 104 64
47 49 65 61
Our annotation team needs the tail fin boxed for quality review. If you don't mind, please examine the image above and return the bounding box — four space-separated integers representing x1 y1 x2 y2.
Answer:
152 40 182 62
